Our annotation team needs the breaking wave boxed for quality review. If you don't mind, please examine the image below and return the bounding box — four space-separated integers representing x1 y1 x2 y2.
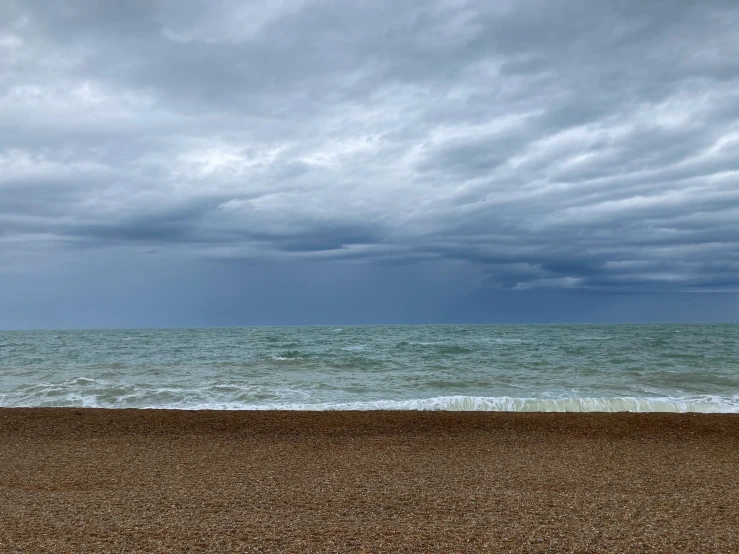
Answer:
2 388 738 413
209 395 739 413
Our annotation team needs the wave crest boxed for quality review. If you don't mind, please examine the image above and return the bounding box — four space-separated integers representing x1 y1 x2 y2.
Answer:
230 395 739 413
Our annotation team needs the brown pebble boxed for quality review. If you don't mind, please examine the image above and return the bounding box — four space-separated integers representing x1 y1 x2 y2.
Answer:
1 408 738 552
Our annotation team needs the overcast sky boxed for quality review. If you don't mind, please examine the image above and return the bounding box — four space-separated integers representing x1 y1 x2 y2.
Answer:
1 0 738 328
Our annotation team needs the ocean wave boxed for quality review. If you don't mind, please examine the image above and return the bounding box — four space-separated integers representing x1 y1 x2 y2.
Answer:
4 392 738 413
342 345 367 351
222 395 739 413
271 350 308 360
0 382 312 409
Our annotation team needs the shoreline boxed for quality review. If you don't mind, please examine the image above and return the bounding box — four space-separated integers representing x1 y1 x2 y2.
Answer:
2 409 739 552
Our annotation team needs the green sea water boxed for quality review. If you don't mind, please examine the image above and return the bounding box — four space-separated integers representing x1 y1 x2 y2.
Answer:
1 324 737 411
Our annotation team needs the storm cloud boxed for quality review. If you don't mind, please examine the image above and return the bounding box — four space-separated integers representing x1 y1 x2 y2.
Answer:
1 0 738 326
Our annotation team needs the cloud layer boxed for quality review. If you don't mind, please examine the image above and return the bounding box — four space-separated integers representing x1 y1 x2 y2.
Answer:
2 0 739 295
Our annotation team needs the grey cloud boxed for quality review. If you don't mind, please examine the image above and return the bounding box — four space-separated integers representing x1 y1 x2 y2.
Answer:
1 0 739 298
417 130 535 180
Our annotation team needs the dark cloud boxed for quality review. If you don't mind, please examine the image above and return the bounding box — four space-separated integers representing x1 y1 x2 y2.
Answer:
1 0 738 328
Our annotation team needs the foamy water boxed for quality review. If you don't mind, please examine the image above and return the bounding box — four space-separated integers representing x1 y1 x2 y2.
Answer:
1 324 737 412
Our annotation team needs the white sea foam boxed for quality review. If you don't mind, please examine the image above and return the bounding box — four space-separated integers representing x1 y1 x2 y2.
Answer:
3 388 739 412
216 395 739 413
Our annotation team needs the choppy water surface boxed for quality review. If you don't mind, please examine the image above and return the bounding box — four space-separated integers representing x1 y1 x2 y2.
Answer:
1 324 737 412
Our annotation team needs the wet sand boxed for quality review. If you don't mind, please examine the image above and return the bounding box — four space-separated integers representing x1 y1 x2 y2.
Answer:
1 409 738 553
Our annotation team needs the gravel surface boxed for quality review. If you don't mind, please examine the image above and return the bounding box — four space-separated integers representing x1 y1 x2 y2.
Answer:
1 409 738 553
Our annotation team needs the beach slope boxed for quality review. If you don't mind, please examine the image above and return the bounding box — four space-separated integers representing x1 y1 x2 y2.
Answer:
1 409 738 552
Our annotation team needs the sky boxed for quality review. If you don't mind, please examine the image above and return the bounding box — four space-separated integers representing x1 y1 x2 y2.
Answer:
1 0 738 329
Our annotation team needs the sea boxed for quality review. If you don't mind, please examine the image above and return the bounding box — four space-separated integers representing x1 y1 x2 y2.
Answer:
1 324 737 412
